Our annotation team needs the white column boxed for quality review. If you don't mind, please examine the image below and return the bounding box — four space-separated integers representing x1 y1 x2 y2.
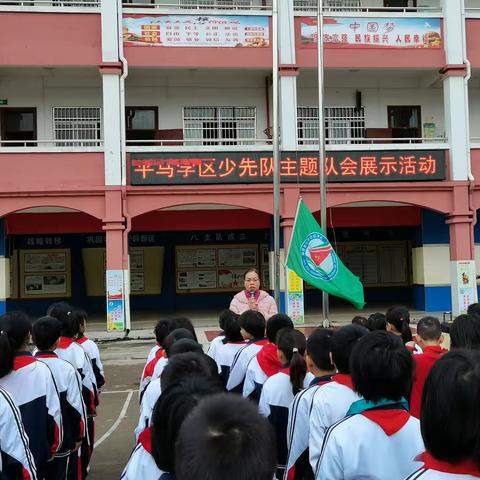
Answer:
442 0 470 181
278 0 298 150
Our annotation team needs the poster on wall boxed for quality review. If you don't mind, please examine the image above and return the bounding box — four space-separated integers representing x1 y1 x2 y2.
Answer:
106 270 125 332
123 14 270 48
218 248 257 267
20 249 71 299
286 268 305 325
300 17 442 49
177 248 216 268
177 270 217 290
218 268 245 289
453 261 477 315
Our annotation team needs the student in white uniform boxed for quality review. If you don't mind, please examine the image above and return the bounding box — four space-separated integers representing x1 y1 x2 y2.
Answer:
122 376 223 480
0 385 38 480
309 324 368 471
259 329 313 480
207 309 238 362
315 331 424 480
175 393 277 480
0 311 63 479
211 312 245 386
226 310 268 393
405 349 480 480
33 316 87 480
243 313 294 401
284 328 336 480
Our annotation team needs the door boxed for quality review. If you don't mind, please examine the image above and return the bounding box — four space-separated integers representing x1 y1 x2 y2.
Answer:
387 106 421 142
0 108 37 147
126 107 158 146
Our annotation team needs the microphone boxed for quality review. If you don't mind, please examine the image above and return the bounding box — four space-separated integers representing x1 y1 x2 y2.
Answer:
250 290 255 300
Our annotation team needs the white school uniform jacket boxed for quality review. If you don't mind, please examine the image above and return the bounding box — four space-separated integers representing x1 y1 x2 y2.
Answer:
207 334 225 362
77 336 105 390
0 353 63 470
35 351 87 456
139 346 166 401
283 375 333 480
405 453 480 480
121 427 172 480
243 343 282 400
309 373 361 471
135 378 161 440
55 337 97 417
315 406 424 480
226 338 269 392
213 341 246 386
0 386 37 480
259 370 314 473
151 356 169 383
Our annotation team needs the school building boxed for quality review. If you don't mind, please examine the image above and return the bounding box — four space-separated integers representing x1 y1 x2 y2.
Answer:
0 0 479 327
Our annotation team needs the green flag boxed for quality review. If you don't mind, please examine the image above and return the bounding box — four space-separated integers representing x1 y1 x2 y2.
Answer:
286 198 365 310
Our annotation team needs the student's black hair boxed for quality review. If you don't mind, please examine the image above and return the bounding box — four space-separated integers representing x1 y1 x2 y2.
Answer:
153 318 171 345
169 317 198 342
350 331 413 403
276 328 307 395
175 393 277 480
0 311 32 378
467 302 480 318
218 309 236 332
221 312 243 344
421 350 480 468
47 301 77 338
386 305 413 344
163 328 196 357
161 352 219 391
70 308 87 339
32 316 61 351
416 316 442 341
306 328 335 372
367 312 387 331
150 376 223 473
169 338 203 357
238 310 266 340
351 315 368 328
450 314 480 349
330 324 368 374
266 313 294 344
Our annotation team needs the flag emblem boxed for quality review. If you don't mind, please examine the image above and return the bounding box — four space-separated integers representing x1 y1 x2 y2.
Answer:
301 232 338 281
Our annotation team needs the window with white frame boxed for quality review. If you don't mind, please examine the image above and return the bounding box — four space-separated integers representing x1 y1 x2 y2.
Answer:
183 107 256 145
53 107 102 147
297 106 365 145
294 0 362 11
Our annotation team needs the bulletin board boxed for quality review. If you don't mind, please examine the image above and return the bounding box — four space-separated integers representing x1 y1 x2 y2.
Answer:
82 246 165 296
175 244 258 293
19 249 71 298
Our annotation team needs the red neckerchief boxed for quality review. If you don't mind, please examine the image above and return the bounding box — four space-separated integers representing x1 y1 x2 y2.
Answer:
250 338 269 346
332 373 354 390
76 337 88 345
256 343 282 377
155 348 166 359
420 452 480 477
362 409 410 436
279 367 290 375
138 426 152 454
57 337 74 349
244 290 261 301
13 353 36 370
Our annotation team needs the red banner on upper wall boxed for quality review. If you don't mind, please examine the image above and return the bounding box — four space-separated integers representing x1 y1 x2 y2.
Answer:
300 17 442 49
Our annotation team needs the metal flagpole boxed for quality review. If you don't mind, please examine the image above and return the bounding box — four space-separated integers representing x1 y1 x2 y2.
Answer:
317 0 330 328
272 0 281 306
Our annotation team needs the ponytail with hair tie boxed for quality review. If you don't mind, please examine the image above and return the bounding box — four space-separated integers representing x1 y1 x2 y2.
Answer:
277 329 307 395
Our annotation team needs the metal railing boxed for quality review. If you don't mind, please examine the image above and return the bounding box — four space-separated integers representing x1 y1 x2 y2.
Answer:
126 138 271 146
0 139 104 148
297 136 447 145
123 0 271 10
293 1 442 13
0 0 99 6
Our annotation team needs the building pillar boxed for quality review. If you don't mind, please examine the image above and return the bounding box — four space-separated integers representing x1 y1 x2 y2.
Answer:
441 0 470 181
103 190 129 331
278 0 298 150
0 219 8 315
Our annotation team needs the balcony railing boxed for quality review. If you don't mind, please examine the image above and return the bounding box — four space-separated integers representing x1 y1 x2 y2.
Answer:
298 136 447 146
0 139 104 149
123 0 271 11
0 0 99 7
293 0 442 13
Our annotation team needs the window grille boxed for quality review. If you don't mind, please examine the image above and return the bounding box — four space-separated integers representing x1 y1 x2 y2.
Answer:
297 106 365 145
294 0 362 11
179 0 252 8
183 107 256 145
53 107 102 147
